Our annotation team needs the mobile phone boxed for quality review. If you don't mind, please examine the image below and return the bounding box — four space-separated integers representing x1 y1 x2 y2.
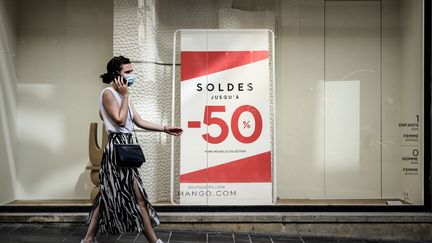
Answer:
113 71 127 84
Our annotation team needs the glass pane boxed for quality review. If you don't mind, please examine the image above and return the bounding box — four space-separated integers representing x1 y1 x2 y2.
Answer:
277 0 424 205
0 0 113 206
0 0 425 207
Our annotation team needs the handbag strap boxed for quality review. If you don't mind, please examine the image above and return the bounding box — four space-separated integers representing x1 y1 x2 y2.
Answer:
129 107 139 144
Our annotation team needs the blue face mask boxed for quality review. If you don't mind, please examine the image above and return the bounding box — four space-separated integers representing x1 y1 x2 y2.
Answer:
123 73 135 86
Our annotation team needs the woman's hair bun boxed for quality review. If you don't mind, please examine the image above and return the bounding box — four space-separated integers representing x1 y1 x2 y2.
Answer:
100 73 113 84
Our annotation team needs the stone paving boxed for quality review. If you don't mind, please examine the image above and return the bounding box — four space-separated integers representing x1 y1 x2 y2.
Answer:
0 223 431 243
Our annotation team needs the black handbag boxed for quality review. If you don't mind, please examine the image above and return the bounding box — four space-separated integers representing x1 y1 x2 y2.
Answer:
113 110 145 168
114 143 145 168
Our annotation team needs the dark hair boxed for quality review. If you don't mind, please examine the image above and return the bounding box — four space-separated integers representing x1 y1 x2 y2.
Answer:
100 56 131 84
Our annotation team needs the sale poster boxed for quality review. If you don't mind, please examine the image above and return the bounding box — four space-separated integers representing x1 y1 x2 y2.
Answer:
179 30 272 205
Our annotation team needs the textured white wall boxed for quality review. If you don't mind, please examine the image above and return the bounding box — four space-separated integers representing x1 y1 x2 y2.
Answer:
114 0 276 202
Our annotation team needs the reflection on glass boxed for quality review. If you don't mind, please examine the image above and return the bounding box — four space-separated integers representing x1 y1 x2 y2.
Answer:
325 80 360 172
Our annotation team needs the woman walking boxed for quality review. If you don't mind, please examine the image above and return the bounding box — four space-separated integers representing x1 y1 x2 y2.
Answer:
82 56 182 243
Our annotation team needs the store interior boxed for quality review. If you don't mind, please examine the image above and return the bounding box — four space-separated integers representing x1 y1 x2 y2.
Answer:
0 0 425 207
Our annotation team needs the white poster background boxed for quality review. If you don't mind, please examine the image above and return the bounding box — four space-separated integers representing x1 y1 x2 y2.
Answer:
179 30 272 205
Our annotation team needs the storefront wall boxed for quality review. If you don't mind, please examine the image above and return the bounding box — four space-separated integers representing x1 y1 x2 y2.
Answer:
0 0 428 208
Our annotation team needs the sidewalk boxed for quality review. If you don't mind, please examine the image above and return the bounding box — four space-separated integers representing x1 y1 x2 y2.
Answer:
0 223 431 243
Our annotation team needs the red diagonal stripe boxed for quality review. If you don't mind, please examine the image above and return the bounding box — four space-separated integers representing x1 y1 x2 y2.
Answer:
181 51 269 81
180 151 271 183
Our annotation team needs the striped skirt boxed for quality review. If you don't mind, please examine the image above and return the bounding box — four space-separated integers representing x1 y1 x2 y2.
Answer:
86 132 160 235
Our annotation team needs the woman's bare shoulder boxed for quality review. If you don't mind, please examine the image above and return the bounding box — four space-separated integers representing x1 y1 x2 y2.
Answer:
102 87 116 98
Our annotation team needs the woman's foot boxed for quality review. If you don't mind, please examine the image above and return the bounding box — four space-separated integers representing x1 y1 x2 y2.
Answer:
81 238 98 243
155 239 164 243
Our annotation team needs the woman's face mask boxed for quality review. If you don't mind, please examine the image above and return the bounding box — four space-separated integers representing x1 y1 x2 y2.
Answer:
123 73 135 86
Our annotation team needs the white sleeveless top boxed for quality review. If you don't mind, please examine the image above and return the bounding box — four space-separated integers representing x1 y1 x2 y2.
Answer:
99 87 134 133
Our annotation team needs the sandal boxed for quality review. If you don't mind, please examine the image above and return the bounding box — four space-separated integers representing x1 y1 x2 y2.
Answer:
80 239 98 243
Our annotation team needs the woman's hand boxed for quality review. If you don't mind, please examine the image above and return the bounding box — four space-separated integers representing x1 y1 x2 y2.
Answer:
164 126 183 136
114 75 128 97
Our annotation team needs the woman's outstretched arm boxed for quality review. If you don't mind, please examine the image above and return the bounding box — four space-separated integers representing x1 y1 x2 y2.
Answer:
131 102 182 136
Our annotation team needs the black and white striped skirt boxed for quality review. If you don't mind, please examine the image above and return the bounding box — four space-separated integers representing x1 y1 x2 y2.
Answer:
86 132 160 235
